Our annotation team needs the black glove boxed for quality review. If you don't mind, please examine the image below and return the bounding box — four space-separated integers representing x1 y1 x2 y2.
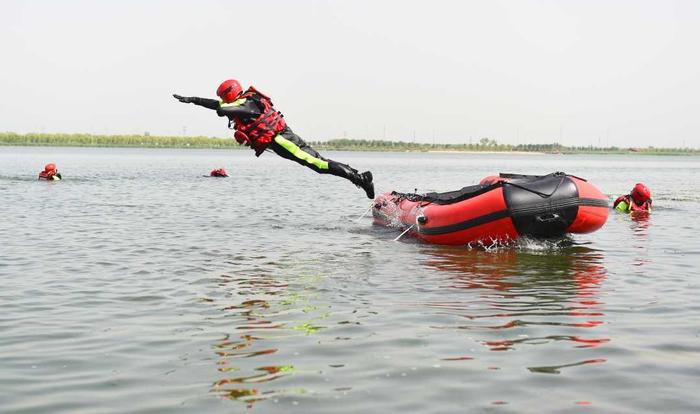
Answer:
173 94 193 104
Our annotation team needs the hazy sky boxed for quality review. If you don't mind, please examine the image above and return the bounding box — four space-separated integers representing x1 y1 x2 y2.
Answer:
2 0 698 147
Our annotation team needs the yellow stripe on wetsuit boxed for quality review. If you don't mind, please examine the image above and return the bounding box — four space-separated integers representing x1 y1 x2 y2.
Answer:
219 98 248 107
273 135 329 170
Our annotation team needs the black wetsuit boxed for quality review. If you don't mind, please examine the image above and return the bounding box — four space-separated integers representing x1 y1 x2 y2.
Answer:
187 96 373 196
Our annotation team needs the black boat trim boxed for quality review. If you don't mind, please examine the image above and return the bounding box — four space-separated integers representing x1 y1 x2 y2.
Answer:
579 197 609 208
416 197 608 236
510 197 608 216
418 209 510 236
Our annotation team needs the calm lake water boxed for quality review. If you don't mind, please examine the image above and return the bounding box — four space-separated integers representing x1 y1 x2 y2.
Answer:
1 146 699 413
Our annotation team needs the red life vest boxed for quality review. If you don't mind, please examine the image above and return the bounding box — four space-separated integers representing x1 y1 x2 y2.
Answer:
38 170 55 180
231 86 287 156
614 195 651 212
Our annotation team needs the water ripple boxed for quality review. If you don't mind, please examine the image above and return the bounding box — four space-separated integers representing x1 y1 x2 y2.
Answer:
2 148 700 413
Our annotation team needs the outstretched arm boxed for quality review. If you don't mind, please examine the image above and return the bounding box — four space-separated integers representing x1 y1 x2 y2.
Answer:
216 99 262 119
173 94 220 110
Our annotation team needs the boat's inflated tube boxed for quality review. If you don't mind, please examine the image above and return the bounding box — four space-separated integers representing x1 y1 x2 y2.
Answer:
372 172 609 245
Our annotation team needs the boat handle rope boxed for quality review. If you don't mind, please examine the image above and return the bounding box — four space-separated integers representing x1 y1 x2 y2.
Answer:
394 224 415 242
393 173 567 204
356 202 375 221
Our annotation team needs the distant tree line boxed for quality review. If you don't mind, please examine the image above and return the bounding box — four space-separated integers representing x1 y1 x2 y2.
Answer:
310 138 699 155
0 132 240 149
1 132 698 154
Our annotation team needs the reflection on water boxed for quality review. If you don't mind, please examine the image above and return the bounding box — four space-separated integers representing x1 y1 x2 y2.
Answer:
203 263 329 406
3 148 699 413
527 358 607 374
629 212 651 267
630 210 651 223
421 240 609 372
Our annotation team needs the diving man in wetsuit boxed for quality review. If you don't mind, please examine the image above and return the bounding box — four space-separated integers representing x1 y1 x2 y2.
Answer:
173 79 374 199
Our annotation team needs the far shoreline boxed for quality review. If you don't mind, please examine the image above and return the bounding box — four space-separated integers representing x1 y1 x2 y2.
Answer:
1 132 698 156
426 150 546 155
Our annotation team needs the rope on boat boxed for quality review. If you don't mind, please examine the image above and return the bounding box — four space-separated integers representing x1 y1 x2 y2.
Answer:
393 224 415 242
356 202 374 221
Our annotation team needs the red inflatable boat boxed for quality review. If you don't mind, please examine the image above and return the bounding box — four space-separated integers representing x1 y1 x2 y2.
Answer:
372 172 609 245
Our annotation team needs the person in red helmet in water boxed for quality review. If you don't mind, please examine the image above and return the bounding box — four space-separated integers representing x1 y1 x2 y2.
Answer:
173 79 374 198
614 183 652 212
210 168 228 177
38 163 62 181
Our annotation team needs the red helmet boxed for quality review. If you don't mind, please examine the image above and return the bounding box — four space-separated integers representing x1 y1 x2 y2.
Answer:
210 168 228 177
216 79 242 103
44 163 56 172
630 183 651 204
